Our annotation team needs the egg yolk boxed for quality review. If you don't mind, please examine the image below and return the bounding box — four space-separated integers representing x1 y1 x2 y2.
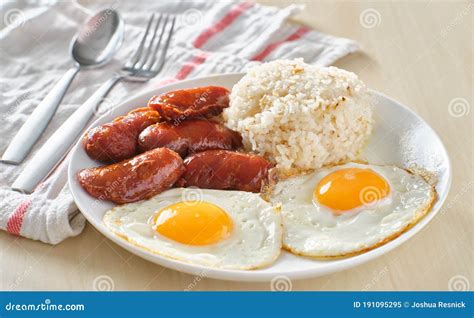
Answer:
153 201 233 246
314 168 390 211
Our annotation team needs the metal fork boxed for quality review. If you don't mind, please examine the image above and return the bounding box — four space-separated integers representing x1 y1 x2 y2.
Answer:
122 14 175 80
12 14 176 193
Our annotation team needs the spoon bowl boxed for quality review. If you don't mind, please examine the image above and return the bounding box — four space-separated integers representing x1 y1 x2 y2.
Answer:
72 9 124 67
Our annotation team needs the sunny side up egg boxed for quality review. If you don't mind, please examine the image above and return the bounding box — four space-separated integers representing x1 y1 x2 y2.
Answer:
270 162 436 257
103 188 282 270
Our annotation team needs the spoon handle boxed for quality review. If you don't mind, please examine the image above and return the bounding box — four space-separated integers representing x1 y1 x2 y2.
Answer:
1 65 81 164
11 75 123 194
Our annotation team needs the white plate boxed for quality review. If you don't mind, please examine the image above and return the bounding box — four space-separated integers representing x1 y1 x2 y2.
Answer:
68 73 451 282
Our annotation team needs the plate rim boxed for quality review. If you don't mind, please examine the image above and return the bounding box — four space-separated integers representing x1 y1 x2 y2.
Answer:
67 73 452 282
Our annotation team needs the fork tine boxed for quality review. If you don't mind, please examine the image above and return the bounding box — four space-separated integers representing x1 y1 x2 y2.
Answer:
151 15 176 73
136 14 163 70
126 13 155 69
144 14 169 70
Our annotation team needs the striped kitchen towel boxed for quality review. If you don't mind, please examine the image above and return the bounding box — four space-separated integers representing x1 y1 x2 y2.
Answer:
0 0 358 244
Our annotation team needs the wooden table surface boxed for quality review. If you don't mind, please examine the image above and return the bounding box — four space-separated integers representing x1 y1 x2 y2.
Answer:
1 1 472 291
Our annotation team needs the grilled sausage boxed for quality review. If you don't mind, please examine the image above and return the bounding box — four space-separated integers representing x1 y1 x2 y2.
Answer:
148 86 229 122
77 148 185 203
179 150 273 192
83 108 160 163
138 118 242 157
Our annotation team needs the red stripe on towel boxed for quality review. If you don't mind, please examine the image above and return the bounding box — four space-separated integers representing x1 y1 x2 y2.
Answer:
193 2 254 48
175 52 210 80
251 26 310 61
158 3 252 88
170 2 253 82
6 151 58 236
6 198 32 235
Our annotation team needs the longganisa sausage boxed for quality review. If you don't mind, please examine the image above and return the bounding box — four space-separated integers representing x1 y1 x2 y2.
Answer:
83 108 160 163
178 150 274 193
138 118 242 157
77 147 185 203
148 86 229 122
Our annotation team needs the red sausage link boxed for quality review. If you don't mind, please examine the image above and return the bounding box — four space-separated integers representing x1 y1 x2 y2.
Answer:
83 108 160 163
148 86 229 121
180 150 273 192
77 148 185 203
138 118 243 157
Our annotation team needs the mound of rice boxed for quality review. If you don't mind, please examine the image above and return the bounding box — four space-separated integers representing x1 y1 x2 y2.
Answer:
224 59 374 172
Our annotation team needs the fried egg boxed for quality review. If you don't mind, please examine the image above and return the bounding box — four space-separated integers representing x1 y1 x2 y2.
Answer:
270 162 436 257
104 188 282 270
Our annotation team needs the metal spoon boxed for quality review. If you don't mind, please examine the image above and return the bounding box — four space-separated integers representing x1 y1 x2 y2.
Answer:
1 9 123 164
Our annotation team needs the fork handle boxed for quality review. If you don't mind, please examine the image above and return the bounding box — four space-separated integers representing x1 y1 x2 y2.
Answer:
2 65 81 164
11 75 123 194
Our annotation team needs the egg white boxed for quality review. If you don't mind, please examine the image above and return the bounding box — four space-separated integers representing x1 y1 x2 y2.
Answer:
270 162 436 257
103 188 282 270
